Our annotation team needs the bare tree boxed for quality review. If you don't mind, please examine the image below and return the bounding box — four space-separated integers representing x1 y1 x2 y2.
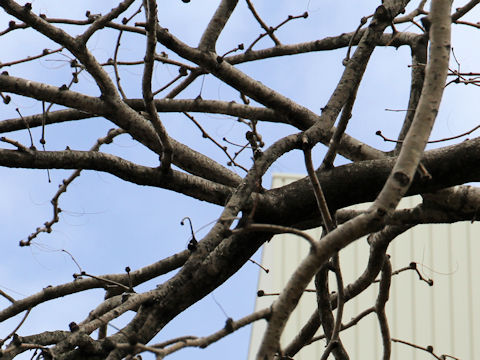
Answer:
0 0 479 359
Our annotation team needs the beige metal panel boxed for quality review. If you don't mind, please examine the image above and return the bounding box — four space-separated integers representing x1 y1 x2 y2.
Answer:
248 174 480 360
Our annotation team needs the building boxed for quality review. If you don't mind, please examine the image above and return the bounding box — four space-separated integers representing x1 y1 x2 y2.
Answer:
248 173 480 359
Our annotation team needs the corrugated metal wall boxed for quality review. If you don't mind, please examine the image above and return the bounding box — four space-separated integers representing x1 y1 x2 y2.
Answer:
247 174 480 360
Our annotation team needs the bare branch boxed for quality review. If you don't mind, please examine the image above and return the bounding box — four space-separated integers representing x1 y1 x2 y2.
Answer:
157 308 271 357
198 0 239 52
22 128 125 245
0 1 478 358
142 0 172 172
245 0 281 46
375 256 392 360
451 0 480 22
79 0 135 43
0 250 189 323
234 223 315 246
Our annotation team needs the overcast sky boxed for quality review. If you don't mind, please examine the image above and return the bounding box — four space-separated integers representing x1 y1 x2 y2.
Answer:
1 1 479 359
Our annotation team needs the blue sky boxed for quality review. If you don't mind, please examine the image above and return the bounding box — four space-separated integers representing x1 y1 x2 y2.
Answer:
1 1 480 359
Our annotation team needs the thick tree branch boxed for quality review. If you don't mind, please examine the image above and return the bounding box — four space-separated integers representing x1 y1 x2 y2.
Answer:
256 0 454 356
0 75 242 187
0 1 476 358
394 34 428 154
0 0 119 98
0 147 232 205
0 250 189 323
225 32 418 65
0 99 286 134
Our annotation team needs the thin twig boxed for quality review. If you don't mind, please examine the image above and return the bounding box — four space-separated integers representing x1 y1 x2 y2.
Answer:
247 11 308 51
156 308 271 357
20 128 125 246
0 308 32 346
245 0 281 46
374 261 433 286
248 258 269 273
75 273 132 293
377 124 480 144
0 288 15 303
0 136 31 152
15 108 34 149
302 135 334 232
183 112 248 172
0 47 63 68
165 69 204 99
392 338 460 360
321 87 358 169
344 14 373 64
152 67 188 96
234 223 315 246
142 0 172 172
376 256 392 360
308 306 375 344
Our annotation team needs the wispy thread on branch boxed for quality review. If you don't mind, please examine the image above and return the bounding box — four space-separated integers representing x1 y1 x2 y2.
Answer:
19 128 125 246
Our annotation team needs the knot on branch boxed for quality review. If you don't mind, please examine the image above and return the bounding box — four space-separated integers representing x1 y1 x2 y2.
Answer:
300 134 313 150
393 171 410 187
69 322 80 332
373 5 391 23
